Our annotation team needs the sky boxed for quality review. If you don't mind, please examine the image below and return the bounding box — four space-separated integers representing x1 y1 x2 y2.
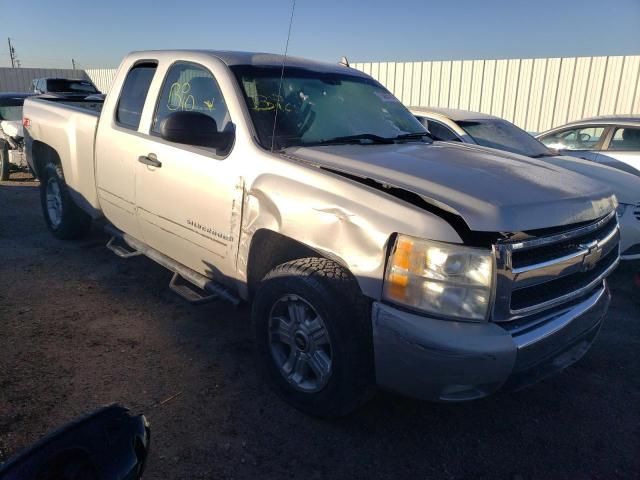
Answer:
1 0 639 69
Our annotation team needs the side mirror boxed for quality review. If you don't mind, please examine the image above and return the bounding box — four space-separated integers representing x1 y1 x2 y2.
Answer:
159 111 234 152
0 405 149 480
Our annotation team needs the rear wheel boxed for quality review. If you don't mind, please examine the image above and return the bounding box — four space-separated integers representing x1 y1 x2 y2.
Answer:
253 257 375 417
0 143 10 181
40 163 91 239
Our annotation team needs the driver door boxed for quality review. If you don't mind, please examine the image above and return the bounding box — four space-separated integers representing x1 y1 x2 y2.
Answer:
135 61 242 279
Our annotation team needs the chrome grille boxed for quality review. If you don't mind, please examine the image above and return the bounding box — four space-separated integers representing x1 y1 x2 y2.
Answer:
493 211 620 322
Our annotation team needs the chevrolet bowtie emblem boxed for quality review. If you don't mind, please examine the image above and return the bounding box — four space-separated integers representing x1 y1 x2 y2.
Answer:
581 242 603 272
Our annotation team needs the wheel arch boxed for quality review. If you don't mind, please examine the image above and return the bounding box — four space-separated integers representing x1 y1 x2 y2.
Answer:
245 228 354 299
31 140 62 179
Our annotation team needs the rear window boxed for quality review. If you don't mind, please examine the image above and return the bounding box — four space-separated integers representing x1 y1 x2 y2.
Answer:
116 63 157 130
458 119 551 157
46 79 99 94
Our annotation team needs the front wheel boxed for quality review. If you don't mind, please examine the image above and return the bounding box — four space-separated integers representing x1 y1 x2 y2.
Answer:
253 257 375 417
0 143 10 181
40 163 91 239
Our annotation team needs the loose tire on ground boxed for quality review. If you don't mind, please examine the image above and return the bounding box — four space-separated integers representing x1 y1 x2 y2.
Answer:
40 163 91 239
252 257 375 417
0 142 10 181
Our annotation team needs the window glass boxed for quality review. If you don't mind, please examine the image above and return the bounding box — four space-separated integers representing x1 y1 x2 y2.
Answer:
230 65 425 149
46 79 99 94
153 62 230 135
0 106 23 121
116 63 157 130
425 120 460 142
458 119 551 157
540 126 605 151
607 127 640 151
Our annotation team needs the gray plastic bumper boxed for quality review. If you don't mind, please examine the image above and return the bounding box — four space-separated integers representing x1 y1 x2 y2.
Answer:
372 283 610 401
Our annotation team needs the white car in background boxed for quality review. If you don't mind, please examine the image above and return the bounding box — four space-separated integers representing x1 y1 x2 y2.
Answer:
0 93 34 181
536 116 640 177
410 107 640 260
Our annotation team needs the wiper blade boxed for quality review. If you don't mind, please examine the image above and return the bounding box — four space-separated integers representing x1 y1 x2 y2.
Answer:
309 133 395 146
394 131 434 141
530 152 556 158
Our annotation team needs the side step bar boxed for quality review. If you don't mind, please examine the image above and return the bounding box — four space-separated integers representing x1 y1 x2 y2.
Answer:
104 224 240 307
106 236 143 258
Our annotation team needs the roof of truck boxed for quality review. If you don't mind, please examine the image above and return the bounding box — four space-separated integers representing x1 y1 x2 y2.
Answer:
131 50 368 76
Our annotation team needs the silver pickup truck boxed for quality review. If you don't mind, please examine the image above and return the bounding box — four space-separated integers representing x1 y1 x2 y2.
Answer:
23 50 620 417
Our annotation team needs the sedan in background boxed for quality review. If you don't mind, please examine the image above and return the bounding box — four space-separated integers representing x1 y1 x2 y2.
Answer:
410 107 640 260
536 116 640 176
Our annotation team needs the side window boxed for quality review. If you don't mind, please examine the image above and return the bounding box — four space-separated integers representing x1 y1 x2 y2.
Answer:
116 63 157 130
607 127 640 151
540 126 605 151
426 120 461 142
152 62 230 135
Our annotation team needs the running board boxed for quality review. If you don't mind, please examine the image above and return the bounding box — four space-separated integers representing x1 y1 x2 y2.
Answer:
104 224 240 307
106 236 143 258
169 272 219 304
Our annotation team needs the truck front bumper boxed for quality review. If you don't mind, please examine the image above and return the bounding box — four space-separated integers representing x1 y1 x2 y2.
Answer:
372 283 610 401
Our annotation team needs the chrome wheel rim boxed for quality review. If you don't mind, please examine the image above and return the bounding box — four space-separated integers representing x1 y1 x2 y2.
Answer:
268 294 333 393
46 178 63 228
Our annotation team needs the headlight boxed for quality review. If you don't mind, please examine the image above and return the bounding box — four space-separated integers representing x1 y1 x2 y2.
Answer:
383 235 494 321
616 203 630 217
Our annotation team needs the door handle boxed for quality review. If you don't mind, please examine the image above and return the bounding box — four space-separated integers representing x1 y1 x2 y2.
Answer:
138 153 162 168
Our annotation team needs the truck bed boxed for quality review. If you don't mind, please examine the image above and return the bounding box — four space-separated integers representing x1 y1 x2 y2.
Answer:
23 96 103 216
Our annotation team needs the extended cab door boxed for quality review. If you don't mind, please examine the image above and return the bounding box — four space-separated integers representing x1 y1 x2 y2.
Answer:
95 62 158 240
134 61 243 279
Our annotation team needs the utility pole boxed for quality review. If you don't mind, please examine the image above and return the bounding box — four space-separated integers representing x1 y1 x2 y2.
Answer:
7 37 16 68
72 58 76 70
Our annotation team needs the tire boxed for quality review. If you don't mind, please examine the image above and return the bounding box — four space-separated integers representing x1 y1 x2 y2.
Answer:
40 163 91 239
253 257 375 417
0 143 9 181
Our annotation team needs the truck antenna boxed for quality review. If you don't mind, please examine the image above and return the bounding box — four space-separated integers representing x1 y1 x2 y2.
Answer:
270 0 297 152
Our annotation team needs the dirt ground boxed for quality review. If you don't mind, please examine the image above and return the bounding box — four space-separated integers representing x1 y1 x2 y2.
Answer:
1 173 639 480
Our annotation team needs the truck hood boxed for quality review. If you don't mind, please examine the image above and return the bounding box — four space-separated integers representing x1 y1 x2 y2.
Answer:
540 155 640 205
0 120 22 138
285 142 616 232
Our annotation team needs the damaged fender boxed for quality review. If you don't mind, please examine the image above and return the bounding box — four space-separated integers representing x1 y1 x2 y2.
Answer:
236 163 462 300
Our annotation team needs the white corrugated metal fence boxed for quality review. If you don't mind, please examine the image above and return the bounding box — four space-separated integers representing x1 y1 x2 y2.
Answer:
8 55 638 133
353 55 640 131
85 68 118 94
0 67 90 92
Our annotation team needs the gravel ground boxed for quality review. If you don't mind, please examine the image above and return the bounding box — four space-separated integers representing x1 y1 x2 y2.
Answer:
1 173 639 480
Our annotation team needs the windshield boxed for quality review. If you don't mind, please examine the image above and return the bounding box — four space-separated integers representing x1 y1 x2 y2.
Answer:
46 79 99 93
231 66 427 149
458 119 553 157
0 105 23 121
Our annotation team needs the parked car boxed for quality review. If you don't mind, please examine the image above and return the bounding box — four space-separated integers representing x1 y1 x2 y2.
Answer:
23 50 620 417
0 92 34 181
410 107 640 260
536 116 640 176
32 77 101 98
